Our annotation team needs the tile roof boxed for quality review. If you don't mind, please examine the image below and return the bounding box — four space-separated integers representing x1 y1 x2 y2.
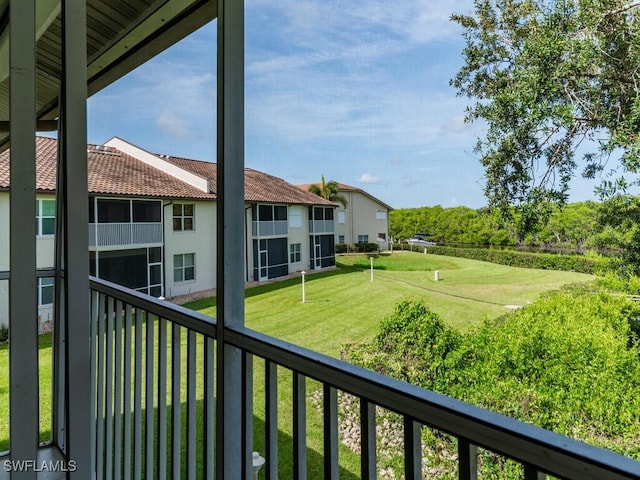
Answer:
296 181 393 211
166 156 335 206
0 136 335 206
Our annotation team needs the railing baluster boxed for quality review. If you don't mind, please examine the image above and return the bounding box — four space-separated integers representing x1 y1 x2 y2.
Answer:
105 296 114 480
90 290 99 477
243 351 254 480
323 385 339 480
145 313 155 479
265 361 278 480
457 438 478 480
172 324 182 480
114 300 124 480
204 336 215 480
293 372 307 480
187 330 197 480
96 293 106 480
133 308 143 480
158 317 168 480
404 416 421 480
360 398 376 480
123 304 133 480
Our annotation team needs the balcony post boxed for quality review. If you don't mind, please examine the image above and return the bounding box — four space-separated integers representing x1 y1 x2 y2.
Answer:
9 1 38 477
57 0 91 477
216 0 249 478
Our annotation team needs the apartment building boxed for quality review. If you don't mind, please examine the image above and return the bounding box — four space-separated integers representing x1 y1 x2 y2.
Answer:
0 136 336 328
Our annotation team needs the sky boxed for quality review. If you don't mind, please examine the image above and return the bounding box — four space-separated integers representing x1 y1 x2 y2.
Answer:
86 0 599 209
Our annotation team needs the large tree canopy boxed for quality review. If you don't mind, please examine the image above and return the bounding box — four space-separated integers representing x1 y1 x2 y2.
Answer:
451 0 640 218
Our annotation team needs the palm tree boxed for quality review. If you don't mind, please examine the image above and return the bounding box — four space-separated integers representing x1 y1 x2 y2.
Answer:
308 175 348 208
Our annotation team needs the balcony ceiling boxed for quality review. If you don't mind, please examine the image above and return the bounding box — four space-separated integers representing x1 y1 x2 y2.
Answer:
0 0 217 150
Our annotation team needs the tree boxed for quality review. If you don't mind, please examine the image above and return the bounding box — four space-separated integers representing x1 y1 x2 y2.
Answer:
451 0 640 225
308 175 349 208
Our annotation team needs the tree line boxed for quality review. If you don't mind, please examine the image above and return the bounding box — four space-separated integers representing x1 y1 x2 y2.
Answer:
390 199 635 256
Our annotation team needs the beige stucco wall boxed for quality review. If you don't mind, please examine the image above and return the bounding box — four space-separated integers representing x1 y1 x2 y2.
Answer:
287 205 310 272
164 200 217 298
0 192 55 328
335 190 390 249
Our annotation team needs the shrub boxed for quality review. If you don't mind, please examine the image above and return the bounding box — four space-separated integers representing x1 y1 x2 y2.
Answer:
413 245 602 274
344 291 640 475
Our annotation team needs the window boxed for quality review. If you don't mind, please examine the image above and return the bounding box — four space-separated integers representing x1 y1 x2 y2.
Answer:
338 235 345 244
290 243 301 263
289 207 302 228
38 277 54 306
338 211 346 224
376 210 387 220
36 199 55 236
174 253 195 282
357 235 369 243
173 204 194 231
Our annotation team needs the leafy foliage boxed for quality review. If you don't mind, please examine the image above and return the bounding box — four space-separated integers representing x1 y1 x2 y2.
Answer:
451 0 640 217
345 292 640 468
308 174 348 208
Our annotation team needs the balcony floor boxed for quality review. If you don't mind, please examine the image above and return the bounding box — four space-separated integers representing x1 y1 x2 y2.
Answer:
0 446 68 479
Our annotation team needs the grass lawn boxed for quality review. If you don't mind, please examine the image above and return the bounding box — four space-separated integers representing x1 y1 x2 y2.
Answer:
189 252 594 353
0 252 593 476
186 252 593 478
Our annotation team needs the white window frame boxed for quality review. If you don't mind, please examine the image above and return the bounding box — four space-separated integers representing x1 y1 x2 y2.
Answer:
38 277 54 306
36 198 55 236
338 235 345 244
173 203 195 231
357 234 369 243
289 207 302 228
376 210 387 220
337 210 346 224
173 253 196 283
289 243 301 263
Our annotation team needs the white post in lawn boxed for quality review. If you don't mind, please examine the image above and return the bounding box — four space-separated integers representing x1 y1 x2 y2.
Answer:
301 271 306 303
370 257 374 282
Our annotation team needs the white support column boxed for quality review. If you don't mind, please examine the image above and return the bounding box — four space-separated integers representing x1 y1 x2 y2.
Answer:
216 0 247 478
9 1 38 478
58 0 91 477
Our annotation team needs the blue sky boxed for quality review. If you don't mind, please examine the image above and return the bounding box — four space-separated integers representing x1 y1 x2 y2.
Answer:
87 0 598 209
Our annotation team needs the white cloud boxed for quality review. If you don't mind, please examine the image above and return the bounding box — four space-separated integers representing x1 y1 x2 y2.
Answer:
156 110 192 140
357 173 381 184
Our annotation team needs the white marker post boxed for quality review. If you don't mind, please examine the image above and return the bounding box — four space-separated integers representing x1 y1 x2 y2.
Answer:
370 257 374 282
301 271 306 303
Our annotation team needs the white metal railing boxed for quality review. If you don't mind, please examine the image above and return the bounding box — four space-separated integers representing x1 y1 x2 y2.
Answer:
88 223 163 247
251 220 288 237
89 277 640 480
309 219 334 233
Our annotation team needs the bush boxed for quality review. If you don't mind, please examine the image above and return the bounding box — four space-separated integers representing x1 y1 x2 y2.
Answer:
336 242 380 254
407 245 603 274
344 291 640 475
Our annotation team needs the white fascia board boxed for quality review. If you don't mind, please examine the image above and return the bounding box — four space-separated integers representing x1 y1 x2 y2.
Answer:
104 137 210 193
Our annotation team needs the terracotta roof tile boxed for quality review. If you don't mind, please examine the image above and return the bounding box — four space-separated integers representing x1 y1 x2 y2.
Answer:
168 156 335 206
296 181 393 211
0 137 335 206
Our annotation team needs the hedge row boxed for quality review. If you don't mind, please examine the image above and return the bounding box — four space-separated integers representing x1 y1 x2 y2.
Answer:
395 244 602 274
336 242 380 254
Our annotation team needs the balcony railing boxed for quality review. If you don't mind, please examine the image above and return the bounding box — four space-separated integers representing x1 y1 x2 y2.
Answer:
251 220 288 237
90 277 640 479
309 220 334 234
89 222 163 248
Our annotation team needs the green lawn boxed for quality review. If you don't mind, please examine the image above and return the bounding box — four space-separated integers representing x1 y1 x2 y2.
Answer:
0 252 593 476
189 252 593 354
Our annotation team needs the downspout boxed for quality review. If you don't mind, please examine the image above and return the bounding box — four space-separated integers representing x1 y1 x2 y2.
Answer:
162 200 173 298
245 205 252 283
